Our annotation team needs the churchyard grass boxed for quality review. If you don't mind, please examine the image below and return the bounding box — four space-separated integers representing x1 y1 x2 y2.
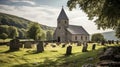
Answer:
0 43 117 67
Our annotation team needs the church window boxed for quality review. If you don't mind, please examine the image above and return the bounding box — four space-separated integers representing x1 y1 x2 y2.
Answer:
81 36 83 40
75 36 77 40
65 21 67 24
86 36 87 40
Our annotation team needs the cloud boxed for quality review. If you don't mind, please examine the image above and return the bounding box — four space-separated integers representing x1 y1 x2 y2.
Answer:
0 4 112 34
9 0 36 5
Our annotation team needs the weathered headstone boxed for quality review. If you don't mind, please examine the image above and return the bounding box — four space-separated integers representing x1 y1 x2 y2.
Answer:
111 40 114 44
77 42 81 46
44 42 48 47
116 40 119 44
108 40 112 44
37 41 44 53
65 45 72 55
92 44 96 50
62 44 66 48
51 44 56 48
101 41 105 45
19 43 23 48
24 42 33 48
82 42 88 52
9 38 20 51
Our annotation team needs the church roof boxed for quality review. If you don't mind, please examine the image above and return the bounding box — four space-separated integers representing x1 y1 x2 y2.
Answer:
67 25 89 35
57 7 69 20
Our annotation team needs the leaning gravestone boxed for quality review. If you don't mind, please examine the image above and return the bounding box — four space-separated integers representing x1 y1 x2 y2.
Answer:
65 45 72 55
92 44 96 50
9 38 20 51
82 42 88 52
37 41 44 53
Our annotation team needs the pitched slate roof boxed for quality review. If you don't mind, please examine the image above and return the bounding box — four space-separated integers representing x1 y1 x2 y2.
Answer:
67 25 89 35
57 7 69 20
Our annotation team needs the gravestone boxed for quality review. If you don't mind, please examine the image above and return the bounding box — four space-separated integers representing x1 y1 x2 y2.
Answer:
19 43 23 48
77 42 81 46
82 42 88 52
51 44 56 48
111 40 114 44
9 38 20 51
108 40 112 44
24 42 33 48
92 44 96 50
62 44 66 48
116 40 119 44
101 41 105 45
37 41 44 53
65 45 72 55
44 42 48 47
56 42 60 46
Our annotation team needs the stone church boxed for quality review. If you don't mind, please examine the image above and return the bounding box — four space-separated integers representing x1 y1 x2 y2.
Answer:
53 7 89 43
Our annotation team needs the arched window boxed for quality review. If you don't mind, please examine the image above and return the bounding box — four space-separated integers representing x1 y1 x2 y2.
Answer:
65 21 67 24
75 36 77 40
86 36 87 40
81 36 83 40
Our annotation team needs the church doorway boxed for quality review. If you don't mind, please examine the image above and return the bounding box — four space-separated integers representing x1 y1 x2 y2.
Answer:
58 37 60 42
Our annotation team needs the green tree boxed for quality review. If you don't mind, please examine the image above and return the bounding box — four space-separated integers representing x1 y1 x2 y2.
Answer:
0 25 9 35
0 33 8 40
27 23 43 40
40 31 46 41
91 33 105 42
18 29 26 38
46 30 53 41
8 26 19 39
67 0 120 38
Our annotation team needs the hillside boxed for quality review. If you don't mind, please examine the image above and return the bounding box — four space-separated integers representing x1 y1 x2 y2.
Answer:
102 31 119 41
0 12 55 30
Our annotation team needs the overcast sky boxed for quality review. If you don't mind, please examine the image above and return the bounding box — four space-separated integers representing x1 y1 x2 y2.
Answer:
0 0 113 34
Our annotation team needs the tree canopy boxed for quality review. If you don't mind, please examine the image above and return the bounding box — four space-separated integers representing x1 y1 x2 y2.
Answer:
91 33 105 42
46 30 53 41
67 0 120 38
0 33 8 40
0 25 19 39
27 23 43 40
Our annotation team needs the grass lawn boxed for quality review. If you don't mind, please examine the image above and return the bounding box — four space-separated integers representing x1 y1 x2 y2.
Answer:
0 43 117 67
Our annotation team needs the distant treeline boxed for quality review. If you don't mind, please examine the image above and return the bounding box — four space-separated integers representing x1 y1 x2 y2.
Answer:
0 12 55 40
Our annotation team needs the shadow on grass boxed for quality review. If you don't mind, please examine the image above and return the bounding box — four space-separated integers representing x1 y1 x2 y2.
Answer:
1 49 20 53
12 47 104 67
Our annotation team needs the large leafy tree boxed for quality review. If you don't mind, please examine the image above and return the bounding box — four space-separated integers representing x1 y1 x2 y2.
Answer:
46 30 53 41
67 0 120 38
91 33 105 42
0 33 8 40
27 23 43 40
8 26 19 39
0 25 19 39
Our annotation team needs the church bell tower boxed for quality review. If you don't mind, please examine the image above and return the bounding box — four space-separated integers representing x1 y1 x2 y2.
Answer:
55 7 69 42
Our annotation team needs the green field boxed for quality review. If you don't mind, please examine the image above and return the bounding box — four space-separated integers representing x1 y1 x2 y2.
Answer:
0 43 116 67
